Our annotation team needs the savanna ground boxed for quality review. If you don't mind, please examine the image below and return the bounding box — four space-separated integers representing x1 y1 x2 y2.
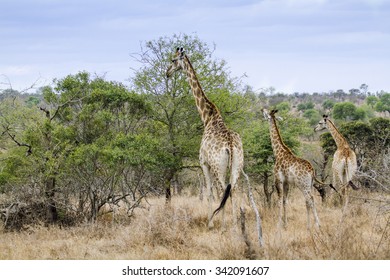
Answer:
0 187 389 260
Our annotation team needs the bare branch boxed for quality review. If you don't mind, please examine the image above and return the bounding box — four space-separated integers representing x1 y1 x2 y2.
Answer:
39 96 87 121
5 129 32 156
0 74 13 91
39 106 51 119
19 76 44 94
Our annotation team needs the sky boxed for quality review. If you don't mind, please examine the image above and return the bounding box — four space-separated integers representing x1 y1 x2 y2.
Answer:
1 0 389 94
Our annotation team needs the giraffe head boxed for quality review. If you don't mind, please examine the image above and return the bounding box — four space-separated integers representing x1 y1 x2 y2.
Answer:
262 109 281 121
262 108 271 121
314 115 329 132
166 47 186 78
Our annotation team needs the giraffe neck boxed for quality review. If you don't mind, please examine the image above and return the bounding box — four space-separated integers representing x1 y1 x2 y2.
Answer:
269 116 292 159
326 119 349 149
182 55 221 126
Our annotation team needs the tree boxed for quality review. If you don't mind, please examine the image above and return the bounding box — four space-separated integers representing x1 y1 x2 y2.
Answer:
43 72 152 221
274 101 290 112
0 92 65 224
0 72 155 226
322 99 335 111
360 83 369 95
375 93 390 114
297 101 315 112
303 109 321 126
333 102 366 121
366 95 378 108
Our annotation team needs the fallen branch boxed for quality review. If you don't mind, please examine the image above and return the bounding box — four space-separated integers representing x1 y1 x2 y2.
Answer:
240 207 256 259
242 171 264 247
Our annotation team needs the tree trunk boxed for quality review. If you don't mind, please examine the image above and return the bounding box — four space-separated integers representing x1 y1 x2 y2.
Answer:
165 183 172 203
45 177 58 223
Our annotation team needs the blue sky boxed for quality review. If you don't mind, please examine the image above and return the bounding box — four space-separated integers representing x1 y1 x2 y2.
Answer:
1 0 389 93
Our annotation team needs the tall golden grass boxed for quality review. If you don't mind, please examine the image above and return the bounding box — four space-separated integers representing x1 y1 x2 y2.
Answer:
0 188 389 260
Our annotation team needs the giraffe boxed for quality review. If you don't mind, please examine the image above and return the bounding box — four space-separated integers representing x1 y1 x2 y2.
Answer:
262 109 322 229
314 115 358 207
166 47 244 229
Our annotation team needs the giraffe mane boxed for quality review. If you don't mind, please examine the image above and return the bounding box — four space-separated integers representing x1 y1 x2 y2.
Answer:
183 54 221 118
324 117 350 144
270 111 294 155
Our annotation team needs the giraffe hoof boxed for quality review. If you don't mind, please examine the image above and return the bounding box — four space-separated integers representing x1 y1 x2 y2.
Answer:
208 222 214 230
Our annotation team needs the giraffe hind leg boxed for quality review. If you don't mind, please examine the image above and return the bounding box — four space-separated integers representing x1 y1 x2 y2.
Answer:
282 181 289 228
275 179 285 230
303 189 320 229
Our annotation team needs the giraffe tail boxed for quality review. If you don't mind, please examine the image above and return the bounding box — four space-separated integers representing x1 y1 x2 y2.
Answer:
210 184 231 221
314 177 340 195
348 181 359 190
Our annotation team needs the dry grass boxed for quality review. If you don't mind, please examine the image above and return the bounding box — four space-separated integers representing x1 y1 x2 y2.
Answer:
0 188 389 260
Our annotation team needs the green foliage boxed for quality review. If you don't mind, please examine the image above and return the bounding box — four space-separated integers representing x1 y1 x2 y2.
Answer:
25 96 41 107
319 132 336 157
303 109 321 126
339 121 373 152
366 95 378 108
274 101 290 112
333 102 366 121
322 99 335 111
242 121 273 175
375 93 390 113
369 117 390 147
297 101 315 112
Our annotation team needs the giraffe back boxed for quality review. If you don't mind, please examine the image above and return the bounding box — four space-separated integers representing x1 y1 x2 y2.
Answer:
201 115 243 174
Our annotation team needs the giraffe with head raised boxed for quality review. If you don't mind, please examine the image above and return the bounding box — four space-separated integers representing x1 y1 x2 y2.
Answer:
314 115 358 206
262 109 322 229
166 47 244 229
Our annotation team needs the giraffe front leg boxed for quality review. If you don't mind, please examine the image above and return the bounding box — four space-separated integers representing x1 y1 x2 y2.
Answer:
274 178 284 230
333 173 343 207
341 182 350 210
